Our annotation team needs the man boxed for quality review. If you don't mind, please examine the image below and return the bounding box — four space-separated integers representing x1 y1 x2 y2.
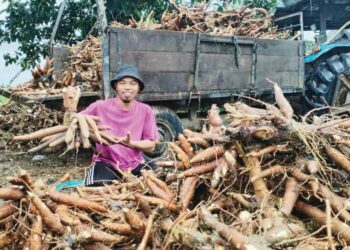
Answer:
81 65 159 186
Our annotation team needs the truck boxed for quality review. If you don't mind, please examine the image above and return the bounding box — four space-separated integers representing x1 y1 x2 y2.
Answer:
97 27 304 159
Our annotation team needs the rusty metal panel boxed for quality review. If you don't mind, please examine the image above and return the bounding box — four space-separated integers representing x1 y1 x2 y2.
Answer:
112 28 197 52
256 39 302 56
120 51 195 72
254 38 304 90
108 28 197 96
105 27 304 101
198 53 252 91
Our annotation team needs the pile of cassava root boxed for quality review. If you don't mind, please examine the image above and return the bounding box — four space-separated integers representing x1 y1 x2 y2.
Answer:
4 80 350 249
0 101 63 151
12 113 118 157
111 2 290 39
8 36 102 97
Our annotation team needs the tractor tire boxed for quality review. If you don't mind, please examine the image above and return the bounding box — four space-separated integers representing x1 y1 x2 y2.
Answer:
305 52 350 109
142 106 184 161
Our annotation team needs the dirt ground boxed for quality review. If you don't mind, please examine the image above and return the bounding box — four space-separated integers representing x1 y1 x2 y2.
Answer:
0 149 93 187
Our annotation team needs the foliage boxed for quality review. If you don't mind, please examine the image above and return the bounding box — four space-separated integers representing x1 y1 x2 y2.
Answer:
0 0 200 69
0 95 9 106
0 0 97 69
216 0 278 12
243 0 278 11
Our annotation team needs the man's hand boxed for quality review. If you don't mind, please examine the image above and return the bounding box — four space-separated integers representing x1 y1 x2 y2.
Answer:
118 132 133 148
111 132 156 153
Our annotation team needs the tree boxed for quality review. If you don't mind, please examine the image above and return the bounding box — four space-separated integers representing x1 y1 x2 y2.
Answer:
216 0 278 12
243 0 278 11
0 0 277 70
0 0 188 69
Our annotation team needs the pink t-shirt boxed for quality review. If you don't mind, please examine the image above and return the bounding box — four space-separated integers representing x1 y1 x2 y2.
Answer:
80 98 159 171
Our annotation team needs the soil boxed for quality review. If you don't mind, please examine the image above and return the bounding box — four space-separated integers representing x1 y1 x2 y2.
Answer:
0 149 93 187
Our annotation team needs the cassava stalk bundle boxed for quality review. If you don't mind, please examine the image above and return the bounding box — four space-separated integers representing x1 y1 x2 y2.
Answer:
12 113 119 155
111 2 290 39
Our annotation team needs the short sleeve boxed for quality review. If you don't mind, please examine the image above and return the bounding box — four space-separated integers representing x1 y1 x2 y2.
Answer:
141 107 160 141
79 102 98 116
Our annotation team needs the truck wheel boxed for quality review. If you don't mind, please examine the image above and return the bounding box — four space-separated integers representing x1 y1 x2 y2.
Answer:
143 106 184 161
335 85 349 106
305 52 350 108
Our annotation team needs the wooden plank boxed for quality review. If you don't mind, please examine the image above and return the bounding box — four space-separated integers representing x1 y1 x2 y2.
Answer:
198 70 251 91
138 91 191 102
256 55 300 73
102 34 111 99
138 89 238 102
109 31 119 74
118 51 195 72
256 39 301 56
139 72 194 93
256 71 300 88
110 28 197 52
200 42 252 55
199 53 252 71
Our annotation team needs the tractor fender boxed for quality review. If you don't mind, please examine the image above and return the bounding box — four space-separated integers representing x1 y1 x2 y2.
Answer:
305 44 350 64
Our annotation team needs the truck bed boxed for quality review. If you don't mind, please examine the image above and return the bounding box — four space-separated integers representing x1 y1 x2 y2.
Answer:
103 27 305 101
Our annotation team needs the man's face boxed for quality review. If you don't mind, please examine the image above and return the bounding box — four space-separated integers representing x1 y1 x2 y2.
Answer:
114 77 140 103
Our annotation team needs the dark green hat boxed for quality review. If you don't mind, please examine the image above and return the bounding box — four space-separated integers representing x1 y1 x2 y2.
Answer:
110 65 145 91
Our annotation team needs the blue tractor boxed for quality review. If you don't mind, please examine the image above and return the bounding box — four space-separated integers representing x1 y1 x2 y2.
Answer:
275 0 350 110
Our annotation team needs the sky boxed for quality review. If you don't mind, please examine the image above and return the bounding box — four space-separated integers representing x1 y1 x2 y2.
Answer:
0 2 31 88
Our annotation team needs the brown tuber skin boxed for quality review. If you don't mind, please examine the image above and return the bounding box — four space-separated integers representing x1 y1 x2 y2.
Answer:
134 193 152 217
325 144 350 173
142 173 174 203
74 224 127 245
29 215 43 250
49 191 108 213
179 176 199 211
190 145 225 164
13 125 68 141
27 192 65 234
55 205 81 226
137 213 155 250
101 221 132 235
295 200 350 243
82 242 112 250
0 188 25 200
169 142 190 168
123 208 145 241
0 201 17 220
199 206 250 249
247 156 269 201
178 158 223 178
280 177 299 215
178 134 196 158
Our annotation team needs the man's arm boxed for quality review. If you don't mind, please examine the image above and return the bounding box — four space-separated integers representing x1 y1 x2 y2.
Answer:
128 139 156 153
119 132 156 153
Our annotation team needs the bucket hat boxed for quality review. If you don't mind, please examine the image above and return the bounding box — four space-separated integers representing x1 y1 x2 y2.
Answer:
110 65 145 91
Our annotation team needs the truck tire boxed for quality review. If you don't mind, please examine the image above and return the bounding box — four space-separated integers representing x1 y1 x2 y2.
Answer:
143 106 184 161
305 52 350 108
